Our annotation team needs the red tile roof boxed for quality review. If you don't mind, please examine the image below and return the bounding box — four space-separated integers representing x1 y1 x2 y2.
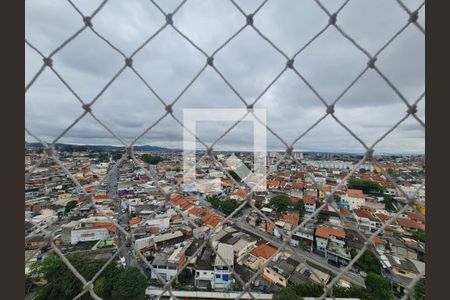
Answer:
189 207 207 217
406 212 425 223
251 243 277 260
304 195 317 205
231 188 247 199
291 182 304 190
282 212 299 226
340 207 352 218
397 218 421 230
375 213 390 223
315 226 346 239
347 189 365 199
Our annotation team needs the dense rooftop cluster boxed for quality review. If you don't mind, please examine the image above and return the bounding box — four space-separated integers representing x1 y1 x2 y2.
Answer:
25 148 425 299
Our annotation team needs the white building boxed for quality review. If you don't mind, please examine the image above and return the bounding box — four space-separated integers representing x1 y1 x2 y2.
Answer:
143 216 170 231
343 189 366 210
214 243 234 290
150 252 178 281
71 227 109 245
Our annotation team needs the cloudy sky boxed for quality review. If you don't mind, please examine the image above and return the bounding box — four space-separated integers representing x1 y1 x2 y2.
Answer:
25 0 425 154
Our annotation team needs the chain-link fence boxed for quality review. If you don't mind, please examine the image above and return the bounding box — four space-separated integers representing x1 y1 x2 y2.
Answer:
25 0 425 299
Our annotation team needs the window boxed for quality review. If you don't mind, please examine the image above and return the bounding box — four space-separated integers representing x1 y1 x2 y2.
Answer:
216 274 221 279
203 272 207 275
223 274 229 281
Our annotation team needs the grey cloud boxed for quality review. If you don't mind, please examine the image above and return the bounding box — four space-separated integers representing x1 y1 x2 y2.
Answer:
25 0 425 154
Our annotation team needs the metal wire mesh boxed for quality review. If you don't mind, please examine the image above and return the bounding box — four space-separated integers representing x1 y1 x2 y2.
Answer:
25 0 425 299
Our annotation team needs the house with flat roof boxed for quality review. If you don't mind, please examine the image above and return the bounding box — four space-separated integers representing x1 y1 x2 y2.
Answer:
214 243 234 291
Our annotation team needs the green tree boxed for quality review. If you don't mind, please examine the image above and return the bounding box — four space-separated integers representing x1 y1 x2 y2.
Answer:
412 278 425 300
294 199 305 215
112 152 123 161
64 200 78 213
333 286 373 299
347 178 385 195
334 194 341 202
274 283 322 299
220 199 239 215
269 194 293 212
365 273 393 300
177 268 193 285
410 231 425 243
382 195 398 212
141 154 163 165
111 267 147 300
29 254 144 300
207 196 221 209
206 282 212 291
274 288 303 300
208 196 239 216
350 249 382 275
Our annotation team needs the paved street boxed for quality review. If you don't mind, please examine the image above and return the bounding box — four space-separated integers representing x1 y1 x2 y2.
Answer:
107 163 140 270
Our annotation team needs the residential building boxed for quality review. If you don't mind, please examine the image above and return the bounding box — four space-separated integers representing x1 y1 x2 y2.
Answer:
343 189 365 210
214 243 234 291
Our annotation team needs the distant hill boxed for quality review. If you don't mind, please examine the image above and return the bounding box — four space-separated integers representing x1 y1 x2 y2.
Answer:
25 142 178 152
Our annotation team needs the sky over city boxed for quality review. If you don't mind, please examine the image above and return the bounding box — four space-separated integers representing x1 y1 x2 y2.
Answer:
25 0 425 154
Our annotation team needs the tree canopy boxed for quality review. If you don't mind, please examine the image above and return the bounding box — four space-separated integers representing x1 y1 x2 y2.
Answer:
274 282 373 300
294 199 305 215
29 254 147 300
111 268 147 300
365 273 393 300
141 154 163 165
269 194 293 212
64 200 78 213
208 196 239 216
413 278 425 300
382 195 398 211
409 231 425 243
347 178 385 195
350 249 382 275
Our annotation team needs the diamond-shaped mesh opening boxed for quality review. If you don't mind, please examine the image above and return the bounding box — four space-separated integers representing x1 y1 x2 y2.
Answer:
132 27 207 101
252 0 327 57
336 0 409 54
214 27 287 101
25 1 425 299
85 0 165 55
86 70 168 145
25 0 83 54
173 0 244 54
375 25 425 102
293 26 368 102
170 67 248 118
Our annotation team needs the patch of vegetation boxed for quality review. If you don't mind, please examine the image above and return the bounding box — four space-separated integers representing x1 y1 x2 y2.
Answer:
64 200 78 213
350 249 382 275
141 154 163 165
29 254 147 300
208 196 239 215
347 178 385 195
268 194 293 212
